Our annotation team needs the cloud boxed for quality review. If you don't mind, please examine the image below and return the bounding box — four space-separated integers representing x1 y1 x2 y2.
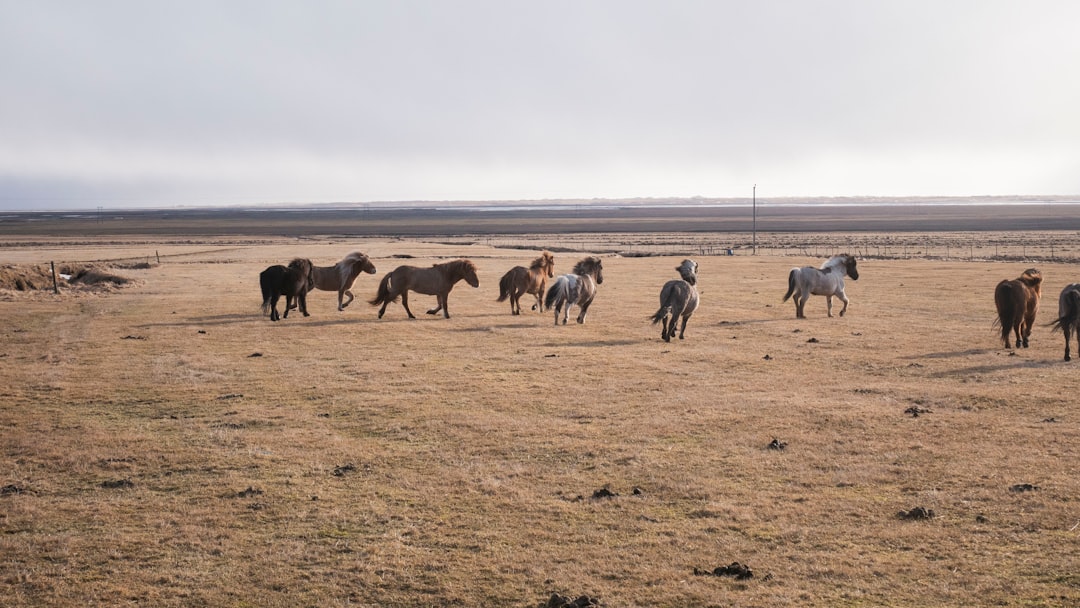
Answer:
2 1 1079 209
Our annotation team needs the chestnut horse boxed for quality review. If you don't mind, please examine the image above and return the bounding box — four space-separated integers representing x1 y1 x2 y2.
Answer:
1050 283 1080 361
496 251 555 315
370 259 479 319
260 258 314 322
994 268 1042 349
544 256 604 325
651 259 699 342
310 251 377 311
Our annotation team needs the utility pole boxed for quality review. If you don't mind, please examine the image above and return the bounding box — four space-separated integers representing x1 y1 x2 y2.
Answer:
752 184 757 255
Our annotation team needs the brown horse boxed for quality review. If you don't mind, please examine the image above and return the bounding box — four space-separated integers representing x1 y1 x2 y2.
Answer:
260 258 314 322
370 259 479 319
994 268 1042 348
496 251 555 315
310 251 377 311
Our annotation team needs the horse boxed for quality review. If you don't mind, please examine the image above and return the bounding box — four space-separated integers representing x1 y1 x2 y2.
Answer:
1049 283 1080 361
260 258 314 322
782 254 859 318
544 256 604 325
369 258 479 319
309 251 378 311
994 268 1042 349
651 259 699 342
496 251 555 315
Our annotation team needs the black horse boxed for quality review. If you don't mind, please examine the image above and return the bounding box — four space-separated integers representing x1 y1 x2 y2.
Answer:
260 258 314 321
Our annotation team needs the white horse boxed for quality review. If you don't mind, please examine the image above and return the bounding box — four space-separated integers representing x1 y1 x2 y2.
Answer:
651 259 699 342
782 254 859 318
544 257 604 325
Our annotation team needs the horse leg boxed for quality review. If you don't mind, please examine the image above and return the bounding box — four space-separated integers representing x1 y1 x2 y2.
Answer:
677 314 689 339
837 291 850 317
269 294 281 321
825 295 834 318
794 293 805 319
429 293 447 319
401 291 417 319
426 293 445 317
510 291 520 315
299 291 310 317
338 288 354 311
1065 326 1072 361
576 300 592 324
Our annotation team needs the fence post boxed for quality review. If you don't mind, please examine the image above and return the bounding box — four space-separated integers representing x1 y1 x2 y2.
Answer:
51 261 58 294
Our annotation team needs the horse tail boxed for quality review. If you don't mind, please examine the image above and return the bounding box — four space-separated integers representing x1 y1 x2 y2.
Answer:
369 273 392 306
1050 289 1080 333
782 269 797 302
994 280 1018 346
259 271 272 314
544 278 564 311
651 305 672 325
496 271 512 302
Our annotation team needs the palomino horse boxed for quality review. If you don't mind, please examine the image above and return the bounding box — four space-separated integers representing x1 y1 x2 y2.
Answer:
994 268 1042 349
651 259 699 342
496 251 555 315
782 254 859 318
1050 283 1080 361
544 256 604 325
310 251 377 311
260 258 314 322
369 259 479 319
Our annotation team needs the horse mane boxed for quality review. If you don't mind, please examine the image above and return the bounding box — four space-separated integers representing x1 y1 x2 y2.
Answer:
529 251 553 271
572 256 602 276
436 258 477 276
288 258 312 271
820 254 849 270
1019 268 1043 291
336 251 370 284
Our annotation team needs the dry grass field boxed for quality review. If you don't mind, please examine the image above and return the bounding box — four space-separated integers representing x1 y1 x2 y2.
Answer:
1 234 1078 607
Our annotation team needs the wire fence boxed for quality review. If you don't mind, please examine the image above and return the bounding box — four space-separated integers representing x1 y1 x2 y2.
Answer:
444 231 1080 263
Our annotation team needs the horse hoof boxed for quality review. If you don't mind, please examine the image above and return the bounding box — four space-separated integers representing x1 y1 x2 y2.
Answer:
1066 354 1072 362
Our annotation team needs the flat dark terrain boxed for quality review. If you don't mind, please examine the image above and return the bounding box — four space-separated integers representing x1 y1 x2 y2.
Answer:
3 198 1079 237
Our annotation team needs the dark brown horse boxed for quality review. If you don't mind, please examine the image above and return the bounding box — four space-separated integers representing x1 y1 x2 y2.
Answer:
496 251 555 315
994 268 1042 348
310 251 377 311
370 259 479 319
1049 283 1080 360
260 258 314 322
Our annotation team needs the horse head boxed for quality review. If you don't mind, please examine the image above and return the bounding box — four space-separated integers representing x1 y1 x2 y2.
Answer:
677 259 698 285
289 258 315 290
1020 268 1042 294
349 252 377 275
574 257 603 284
542 251 555 278
462 259 480 288
843 255 859 280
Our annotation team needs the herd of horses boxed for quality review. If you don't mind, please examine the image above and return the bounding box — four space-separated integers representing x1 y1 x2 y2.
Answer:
258 250 1080 360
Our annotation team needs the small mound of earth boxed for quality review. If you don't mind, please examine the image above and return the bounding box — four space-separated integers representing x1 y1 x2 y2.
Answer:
0 263 135 294
543 593 602 607
694 562 755 580
897 506 935 520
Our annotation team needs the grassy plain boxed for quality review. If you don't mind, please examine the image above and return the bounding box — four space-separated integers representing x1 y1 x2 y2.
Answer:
1 233 1078 607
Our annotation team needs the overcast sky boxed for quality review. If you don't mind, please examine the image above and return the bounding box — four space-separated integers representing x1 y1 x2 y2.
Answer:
2 1 1079 210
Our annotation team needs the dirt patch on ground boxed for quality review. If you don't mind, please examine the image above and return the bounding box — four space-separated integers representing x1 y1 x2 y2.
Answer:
0 263 139 295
